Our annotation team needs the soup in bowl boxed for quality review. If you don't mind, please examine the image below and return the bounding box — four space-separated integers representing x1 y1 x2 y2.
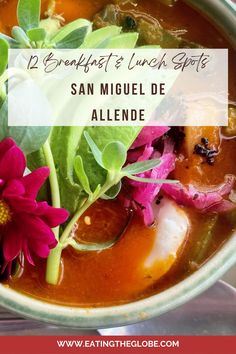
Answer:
0 0 235 328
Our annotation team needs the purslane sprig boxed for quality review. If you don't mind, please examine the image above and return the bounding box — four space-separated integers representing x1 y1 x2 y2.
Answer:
0 0 91 49
56 132 177 256
0 40 9 77
0 0 141 52
83 131 176 185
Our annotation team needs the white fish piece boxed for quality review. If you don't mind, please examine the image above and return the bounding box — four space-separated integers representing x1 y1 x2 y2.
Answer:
142 197 189 281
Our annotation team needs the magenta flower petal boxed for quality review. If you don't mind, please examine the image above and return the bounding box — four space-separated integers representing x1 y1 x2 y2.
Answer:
3 224 22 262
17 214 56 245
0 138 15 158
31 201 50 216
7 196 37 213
2 180 25 198
22 240 35 265
37 204 69 228
0 145 26 181
21 167 50 199
29 241 51 258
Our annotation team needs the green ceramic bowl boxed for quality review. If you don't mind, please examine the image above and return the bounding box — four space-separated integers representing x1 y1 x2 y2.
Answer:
0 0 236 328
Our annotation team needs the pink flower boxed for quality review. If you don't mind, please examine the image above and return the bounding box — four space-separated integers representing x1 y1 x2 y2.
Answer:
0 138 69 273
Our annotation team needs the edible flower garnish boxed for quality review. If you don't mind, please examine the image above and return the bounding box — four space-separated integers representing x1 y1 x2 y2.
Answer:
0 138 69 276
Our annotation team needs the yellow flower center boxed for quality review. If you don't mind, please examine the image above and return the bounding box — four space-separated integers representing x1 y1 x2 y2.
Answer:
0 200 12 226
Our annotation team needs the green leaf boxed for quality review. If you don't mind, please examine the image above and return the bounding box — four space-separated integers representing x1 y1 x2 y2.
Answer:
104 33 138 49
93 184 102 199
49 126 86 215
77 127 142 192
55 26 89 49
11 26 30 47
102 141 127 171
17 0 40 31
27 148 46 171
0 33 19 48
84 131 103 168
0 99 50 154
0 39 9 76
80 25 121 48
102 181 122 200
126 174 178 184
27 149 50 201
51 19 92 43
122 158 161 175
27 27 46 42
74 155 92 195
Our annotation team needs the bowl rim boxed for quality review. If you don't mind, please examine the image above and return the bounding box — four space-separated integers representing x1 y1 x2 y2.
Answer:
0 232 236 328
0 0 236 328
186 0 236 47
